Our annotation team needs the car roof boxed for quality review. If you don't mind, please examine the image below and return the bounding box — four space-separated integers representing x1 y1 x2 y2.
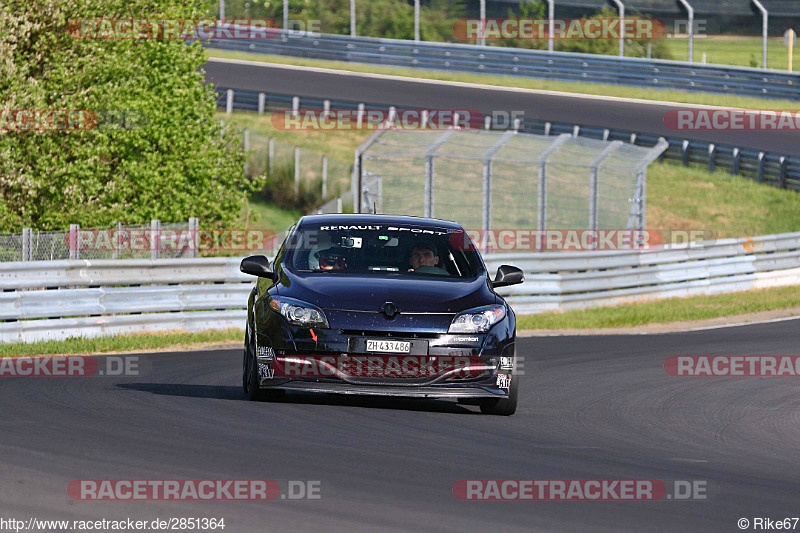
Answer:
297 213 465 230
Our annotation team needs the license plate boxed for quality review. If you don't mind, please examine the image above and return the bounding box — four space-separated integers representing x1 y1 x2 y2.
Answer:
366 339 411 353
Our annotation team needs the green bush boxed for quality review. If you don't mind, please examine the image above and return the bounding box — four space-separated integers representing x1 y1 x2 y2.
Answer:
0 0 251 231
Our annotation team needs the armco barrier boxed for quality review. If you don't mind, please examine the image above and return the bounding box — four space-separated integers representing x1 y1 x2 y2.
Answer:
204 32 800 100
2 232 800 343
215 88 800 191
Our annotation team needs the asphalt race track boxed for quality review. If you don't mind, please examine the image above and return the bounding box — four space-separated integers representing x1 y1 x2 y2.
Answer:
3 320 800 532
203 59 800 157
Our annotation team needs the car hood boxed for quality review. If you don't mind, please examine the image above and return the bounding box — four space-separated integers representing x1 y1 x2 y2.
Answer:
279 270 495 314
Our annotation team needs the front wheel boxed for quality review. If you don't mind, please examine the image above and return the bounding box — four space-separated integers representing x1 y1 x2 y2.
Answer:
479 376 518 416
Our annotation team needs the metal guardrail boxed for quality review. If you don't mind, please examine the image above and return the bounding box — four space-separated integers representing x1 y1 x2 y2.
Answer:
216 87 800 192
204 32 800 100
2 232 799 343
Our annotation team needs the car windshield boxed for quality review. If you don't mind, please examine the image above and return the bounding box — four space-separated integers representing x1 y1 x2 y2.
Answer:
285 223 481 278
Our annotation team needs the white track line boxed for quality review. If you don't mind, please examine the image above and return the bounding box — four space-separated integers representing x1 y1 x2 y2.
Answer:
207 56 775 112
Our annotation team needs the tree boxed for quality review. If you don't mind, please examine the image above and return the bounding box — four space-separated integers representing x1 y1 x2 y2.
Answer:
0 0 250 230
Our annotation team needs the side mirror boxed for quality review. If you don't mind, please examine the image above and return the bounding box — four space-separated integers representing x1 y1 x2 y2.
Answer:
493 265 524 288
240 255 274 279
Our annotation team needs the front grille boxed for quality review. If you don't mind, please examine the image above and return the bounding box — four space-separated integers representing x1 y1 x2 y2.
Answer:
339 330 441 339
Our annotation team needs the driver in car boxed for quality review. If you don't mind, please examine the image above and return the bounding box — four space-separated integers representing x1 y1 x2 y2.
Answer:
408 242 448 275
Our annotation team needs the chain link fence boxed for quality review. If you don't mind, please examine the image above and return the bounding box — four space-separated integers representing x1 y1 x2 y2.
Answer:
354 129 667 241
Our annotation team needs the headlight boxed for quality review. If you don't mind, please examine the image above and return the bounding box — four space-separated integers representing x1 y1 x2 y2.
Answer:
448 305 505 333
268 296 329 328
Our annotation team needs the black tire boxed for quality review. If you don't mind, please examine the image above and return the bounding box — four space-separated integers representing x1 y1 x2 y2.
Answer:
479 376 518 416
243 326 266 401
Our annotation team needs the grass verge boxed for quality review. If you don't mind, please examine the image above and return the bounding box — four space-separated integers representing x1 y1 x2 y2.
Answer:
206 48 798 111
0 329 243 357
516 285 800 330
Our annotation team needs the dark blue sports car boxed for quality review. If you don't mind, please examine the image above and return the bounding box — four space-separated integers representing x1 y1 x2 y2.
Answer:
239 214 524 415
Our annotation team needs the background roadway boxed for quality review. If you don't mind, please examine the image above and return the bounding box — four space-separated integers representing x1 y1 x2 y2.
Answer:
3 320 800 531
203 59 800 157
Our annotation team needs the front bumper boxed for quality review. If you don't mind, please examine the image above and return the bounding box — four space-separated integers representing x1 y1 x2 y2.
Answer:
264 381 509 399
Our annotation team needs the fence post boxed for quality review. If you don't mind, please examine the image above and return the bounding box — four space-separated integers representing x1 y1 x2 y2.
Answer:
294 146 300 202
113 221 122 260
337 197 343 213
538 134 570 232
22 228 32 262
189 217 199 259
322 155 328 201
757 151 765 183
151 219 160 260
424 131 456 218
708 143 716 172
69 224 79 260
226 89 234 114
268 138 274 176
589 141 623 232
258 92 266 115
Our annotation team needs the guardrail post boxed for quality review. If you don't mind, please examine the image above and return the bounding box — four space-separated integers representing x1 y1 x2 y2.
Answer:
732 148 741 175
337 197 343 213
294 146 300 202
544 122 551 136
603 129 610 140
258 92 266 115
69 224 79 260
682 139 690 166
323 99 330 118
322 155 328 200
357 103 365 128
757 152 765 183
779 156 787 188
268 138 274 176
151 219 160 260
484 115 491 130
189 217 199 259
708 143 716 172
573 125 580 136
22 228 32 262
226 89 234 114
630 133 637 145
292 96 299 118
